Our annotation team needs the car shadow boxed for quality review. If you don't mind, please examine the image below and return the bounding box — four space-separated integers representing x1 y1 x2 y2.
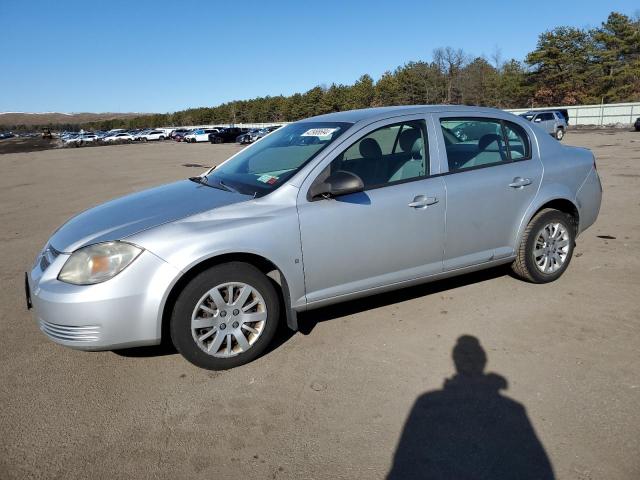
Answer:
298 265 512 335
113 342 177 358
387 335 555 479
113 265 513 359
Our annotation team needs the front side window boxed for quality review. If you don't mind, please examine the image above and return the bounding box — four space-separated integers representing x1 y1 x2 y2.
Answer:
325 120 429 189
208 122 350 197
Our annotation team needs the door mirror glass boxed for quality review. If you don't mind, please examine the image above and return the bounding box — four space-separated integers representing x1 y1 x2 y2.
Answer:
534 117 542 122
310 171 364 199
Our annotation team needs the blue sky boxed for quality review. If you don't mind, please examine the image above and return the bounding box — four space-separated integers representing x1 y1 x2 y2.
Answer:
1 0 637 113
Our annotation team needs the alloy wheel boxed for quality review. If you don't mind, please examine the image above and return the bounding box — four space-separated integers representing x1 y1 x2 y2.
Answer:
191 282 267 357
533 222 570 274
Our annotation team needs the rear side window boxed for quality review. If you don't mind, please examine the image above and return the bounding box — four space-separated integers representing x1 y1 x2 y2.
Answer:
440 118 531 171
503 121 531 160
440 118 508 171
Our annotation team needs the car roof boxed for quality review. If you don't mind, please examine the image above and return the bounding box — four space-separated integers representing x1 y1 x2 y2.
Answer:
302 105 516 125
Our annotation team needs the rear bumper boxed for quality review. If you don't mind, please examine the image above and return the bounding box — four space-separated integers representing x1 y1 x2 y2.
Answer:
576 166 602 235
28 249 181 350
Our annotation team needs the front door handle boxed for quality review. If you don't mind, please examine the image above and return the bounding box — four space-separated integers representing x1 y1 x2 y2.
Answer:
408 195 439 208
509 177 532 188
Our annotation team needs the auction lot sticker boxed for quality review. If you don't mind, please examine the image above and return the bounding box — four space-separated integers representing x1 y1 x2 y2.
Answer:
301 128 338 137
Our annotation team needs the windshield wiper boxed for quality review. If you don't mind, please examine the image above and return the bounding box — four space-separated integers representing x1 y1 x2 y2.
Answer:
218 179 238 193
189 175 235 193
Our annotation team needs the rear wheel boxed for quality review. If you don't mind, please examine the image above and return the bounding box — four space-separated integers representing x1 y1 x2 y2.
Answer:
555 128 565 140
512 208 575 283
170 262 280 370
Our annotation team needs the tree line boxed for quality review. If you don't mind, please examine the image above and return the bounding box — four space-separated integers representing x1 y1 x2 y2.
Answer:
3 11 639 132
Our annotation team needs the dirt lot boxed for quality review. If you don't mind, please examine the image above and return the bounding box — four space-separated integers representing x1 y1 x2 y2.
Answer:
0 133 639 479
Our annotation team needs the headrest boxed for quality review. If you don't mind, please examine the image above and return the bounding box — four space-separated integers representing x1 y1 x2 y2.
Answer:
359 138 382 159
478 134 502 151
399 128 420 153
411 137 424 160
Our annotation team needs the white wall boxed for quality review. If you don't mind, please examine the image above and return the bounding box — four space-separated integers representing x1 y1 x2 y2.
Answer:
506 102 640 126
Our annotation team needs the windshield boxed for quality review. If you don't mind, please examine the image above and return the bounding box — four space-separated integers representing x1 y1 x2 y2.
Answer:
206 121 351 197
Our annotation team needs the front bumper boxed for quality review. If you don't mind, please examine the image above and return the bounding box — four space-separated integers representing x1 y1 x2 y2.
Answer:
27 247 181 350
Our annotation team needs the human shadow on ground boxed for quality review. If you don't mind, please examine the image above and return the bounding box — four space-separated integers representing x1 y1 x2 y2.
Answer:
388 335 555 480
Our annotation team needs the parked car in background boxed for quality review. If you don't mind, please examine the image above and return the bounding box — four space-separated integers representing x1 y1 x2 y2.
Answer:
132 129 151 141
138 130 167 141
0 131 15 139
634 117 640 132
450 121 500 141
173 130 192 142
250 125 281 143
209 127 247 144
27 106 602 370
520 110 568 140
185 128 219 143
102 132 135 142
236 128 260 144
63 133 98 146
171 129 191 140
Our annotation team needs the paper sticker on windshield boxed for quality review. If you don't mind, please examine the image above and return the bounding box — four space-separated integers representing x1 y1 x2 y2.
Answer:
257 174 278 185
301 128 338 137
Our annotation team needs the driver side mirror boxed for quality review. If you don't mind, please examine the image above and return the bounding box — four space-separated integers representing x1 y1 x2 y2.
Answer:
534 117 542 123
309 170 364 200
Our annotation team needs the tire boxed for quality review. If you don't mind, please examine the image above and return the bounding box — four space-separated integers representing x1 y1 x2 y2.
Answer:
555 128 565 140
170 262 281 370
143 137 148 142
159 136 165 141
512 208 575 283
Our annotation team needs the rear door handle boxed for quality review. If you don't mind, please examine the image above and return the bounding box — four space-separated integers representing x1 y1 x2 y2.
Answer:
509 177 532 188
408 195 439 208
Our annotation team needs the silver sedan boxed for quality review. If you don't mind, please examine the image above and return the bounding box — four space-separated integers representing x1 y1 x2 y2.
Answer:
27 106 602 370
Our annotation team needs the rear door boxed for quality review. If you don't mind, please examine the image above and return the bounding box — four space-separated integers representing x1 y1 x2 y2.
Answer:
297 115 446 304
436 115 542 270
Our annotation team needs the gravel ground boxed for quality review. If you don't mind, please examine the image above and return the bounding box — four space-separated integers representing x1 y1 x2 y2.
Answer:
0 132 638 479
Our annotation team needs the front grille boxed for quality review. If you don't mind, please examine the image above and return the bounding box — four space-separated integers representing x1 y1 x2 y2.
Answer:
39 244 61 271
39 320 100 342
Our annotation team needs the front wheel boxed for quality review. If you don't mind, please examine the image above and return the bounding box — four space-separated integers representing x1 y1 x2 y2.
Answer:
555 128 565 140
512 208 575 283
170 262 281 370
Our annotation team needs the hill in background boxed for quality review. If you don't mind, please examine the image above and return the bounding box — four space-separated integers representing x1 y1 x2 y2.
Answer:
0 112 148 128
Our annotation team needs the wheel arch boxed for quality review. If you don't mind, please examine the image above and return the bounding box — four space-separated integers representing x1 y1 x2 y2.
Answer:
517 196 580 248
159 252 298 345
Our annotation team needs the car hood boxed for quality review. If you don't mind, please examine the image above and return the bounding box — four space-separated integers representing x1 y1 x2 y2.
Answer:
49 179 250 253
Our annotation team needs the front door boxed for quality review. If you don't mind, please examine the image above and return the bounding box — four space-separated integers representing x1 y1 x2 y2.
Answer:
297 117 446 304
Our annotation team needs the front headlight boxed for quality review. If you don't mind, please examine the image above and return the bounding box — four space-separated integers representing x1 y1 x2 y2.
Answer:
58 241 143 285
